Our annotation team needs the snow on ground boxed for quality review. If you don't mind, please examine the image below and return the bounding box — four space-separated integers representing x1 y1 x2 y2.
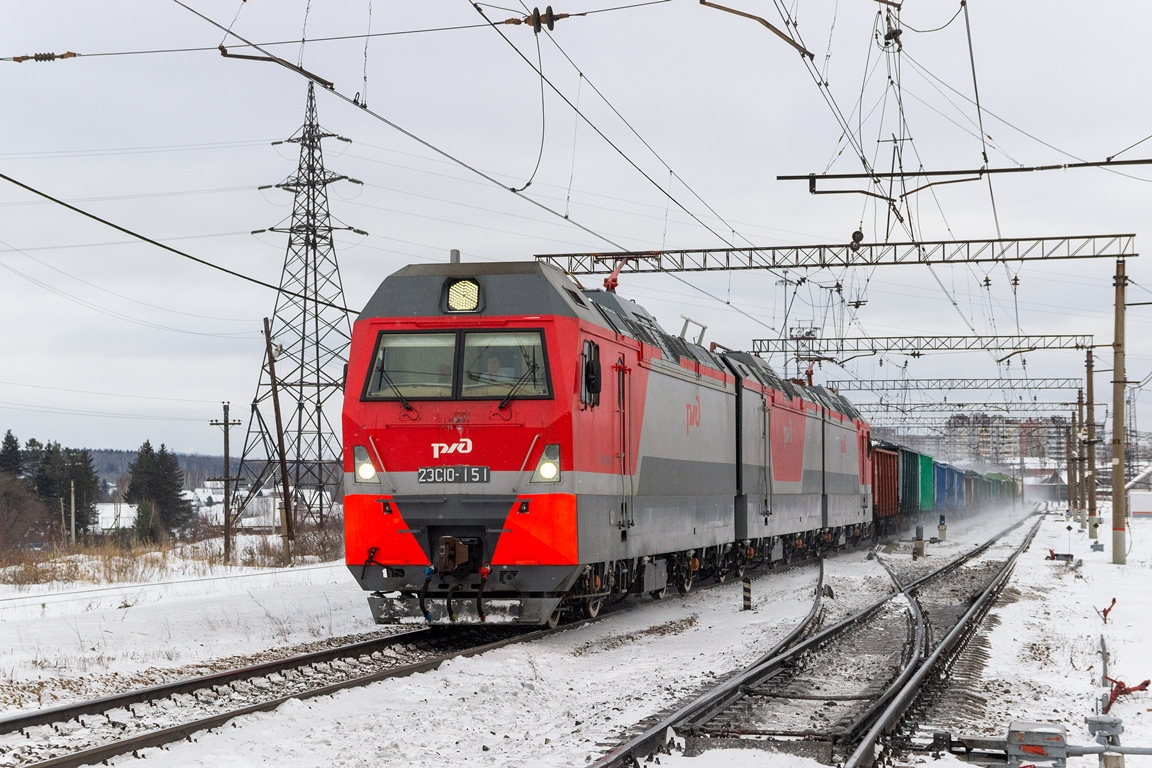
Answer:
658 506 1152 768
106 563 830 768
0 560 392 712
11 504 1152 767
967 505 1152 766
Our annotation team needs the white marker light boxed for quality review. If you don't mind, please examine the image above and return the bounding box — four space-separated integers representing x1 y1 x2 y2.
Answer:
531 444 562 483
353 445 378 483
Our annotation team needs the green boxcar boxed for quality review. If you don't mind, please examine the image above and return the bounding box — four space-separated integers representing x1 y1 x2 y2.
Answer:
918 454 934 511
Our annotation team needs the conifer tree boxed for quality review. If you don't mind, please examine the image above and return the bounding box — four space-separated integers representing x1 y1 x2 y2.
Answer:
0 431 21 476
22 438 43 483
29 442 98 532
126 441 191 538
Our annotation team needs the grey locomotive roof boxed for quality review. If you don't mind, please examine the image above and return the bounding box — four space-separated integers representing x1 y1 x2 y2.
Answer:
357 260 596 321
358 260 863 420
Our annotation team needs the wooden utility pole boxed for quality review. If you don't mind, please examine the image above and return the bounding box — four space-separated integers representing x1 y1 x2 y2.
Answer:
209 402 243 563
1112 258 1128 565
69 480 76 543
264 317 294 563
1087 349 1099 540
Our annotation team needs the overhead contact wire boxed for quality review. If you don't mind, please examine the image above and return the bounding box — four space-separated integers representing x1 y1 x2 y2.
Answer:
470 1 743 249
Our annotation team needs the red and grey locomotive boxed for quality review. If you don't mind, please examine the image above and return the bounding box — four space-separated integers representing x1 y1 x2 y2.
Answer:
342 261 872 625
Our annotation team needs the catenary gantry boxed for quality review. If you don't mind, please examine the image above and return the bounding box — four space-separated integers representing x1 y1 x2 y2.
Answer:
751 335 1092 357
825 378 1082 391
535 235 1134 273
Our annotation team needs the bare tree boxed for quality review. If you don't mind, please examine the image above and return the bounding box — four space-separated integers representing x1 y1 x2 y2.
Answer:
0 473 51 552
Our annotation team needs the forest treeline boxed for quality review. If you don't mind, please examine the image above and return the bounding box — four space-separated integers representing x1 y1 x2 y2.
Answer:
0 430 192 550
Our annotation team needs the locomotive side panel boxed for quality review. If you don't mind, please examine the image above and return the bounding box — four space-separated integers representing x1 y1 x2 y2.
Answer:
630 359 737 555
735 379 769 541
767 400 821 534
824 414 869 529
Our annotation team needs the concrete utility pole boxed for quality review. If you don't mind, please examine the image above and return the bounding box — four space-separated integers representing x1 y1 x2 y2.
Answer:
1064 414 1073 522
1073 391 1082 529
209 403 243 563
1112 258 1128 565
1066 424 1076 516
1088 348 1099 540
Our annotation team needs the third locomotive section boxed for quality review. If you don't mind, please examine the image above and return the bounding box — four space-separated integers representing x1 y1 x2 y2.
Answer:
341 260 874 626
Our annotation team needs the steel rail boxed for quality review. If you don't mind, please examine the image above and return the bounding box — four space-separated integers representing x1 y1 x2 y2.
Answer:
594 513 1039 767
0 628 433 735
590 561 826 767
21 623 578 768
844 515 1044 767
12 553 811 768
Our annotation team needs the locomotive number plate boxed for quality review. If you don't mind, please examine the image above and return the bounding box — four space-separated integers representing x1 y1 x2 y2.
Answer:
417 465 491 483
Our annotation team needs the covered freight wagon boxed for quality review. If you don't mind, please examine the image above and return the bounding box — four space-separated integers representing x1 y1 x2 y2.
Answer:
872 443 900 535
918 454 935 512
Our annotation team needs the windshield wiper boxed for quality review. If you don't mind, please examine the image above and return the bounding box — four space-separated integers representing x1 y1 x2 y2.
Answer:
376 364 414 411
499 362 539 410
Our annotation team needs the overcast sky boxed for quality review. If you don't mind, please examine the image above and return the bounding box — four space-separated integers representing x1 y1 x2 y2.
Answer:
1 0 1150 455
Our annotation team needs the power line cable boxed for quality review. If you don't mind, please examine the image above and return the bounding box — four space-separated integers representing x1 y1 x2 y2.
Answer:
536 15 761 249
0 170 350 312
0 379 222 405
509 15 547 192
470 1 745 249
0 240 257 337
960 0 1002 239
360 0 374 108
0 400 204 423
902 3 963 34
3 2 670 62
171 0 626 254
6 238 256 322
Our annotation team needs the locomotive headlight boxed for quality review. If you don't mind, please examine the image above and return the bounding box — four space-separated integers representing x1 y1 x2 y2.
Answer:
530 444 562 483
353 445 378 483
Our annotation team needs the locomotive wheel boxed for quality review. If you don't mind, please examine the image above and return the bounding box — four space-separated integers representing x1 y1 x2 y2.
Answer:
715 569 727 584
676 571 693 594
649 585 667 599
544 606 562 629
581 596 604 618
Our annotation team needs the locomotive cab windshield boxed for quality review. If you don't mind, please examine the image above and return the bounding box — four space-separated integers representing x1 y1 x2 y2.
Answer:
362 328 552 402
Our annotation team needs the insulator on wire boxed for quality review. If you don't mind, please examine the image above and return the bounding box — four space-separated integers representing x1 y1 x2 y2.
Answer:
523 5 565 34
12 51 77 63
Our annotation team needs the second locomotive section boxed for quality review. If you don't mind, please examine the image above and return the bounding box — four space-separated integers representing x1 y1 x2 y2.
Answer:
342 261 872 624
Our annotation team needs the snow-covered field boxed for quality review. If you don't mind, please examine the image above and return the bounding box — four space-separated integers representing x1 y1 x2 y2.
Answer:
6 507 1151 767
0 559 397 712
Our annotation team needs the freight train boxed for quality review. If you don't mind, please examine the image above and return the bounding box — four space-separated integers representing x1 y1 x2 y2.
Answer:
341 260 1016 626
870 441 1018 536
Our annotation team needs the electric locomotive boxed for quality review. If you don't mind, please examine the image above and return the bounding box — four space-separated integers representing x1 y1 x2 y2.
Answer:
342 260 873 625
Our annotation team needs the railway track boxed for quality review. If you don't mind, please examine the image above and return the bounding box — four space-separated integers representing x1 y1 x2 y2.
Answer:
0 625 548 768
0 546 825 768
593 510 1041 767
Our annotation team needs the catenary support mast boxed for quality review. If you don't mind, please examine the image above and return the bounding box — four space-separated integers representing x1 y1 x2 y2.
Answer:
1113 258 1128 564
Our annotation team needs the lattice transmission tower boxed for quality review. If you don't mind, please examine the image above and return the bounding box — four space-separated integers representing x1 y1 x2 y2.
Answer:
236 82 359 529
